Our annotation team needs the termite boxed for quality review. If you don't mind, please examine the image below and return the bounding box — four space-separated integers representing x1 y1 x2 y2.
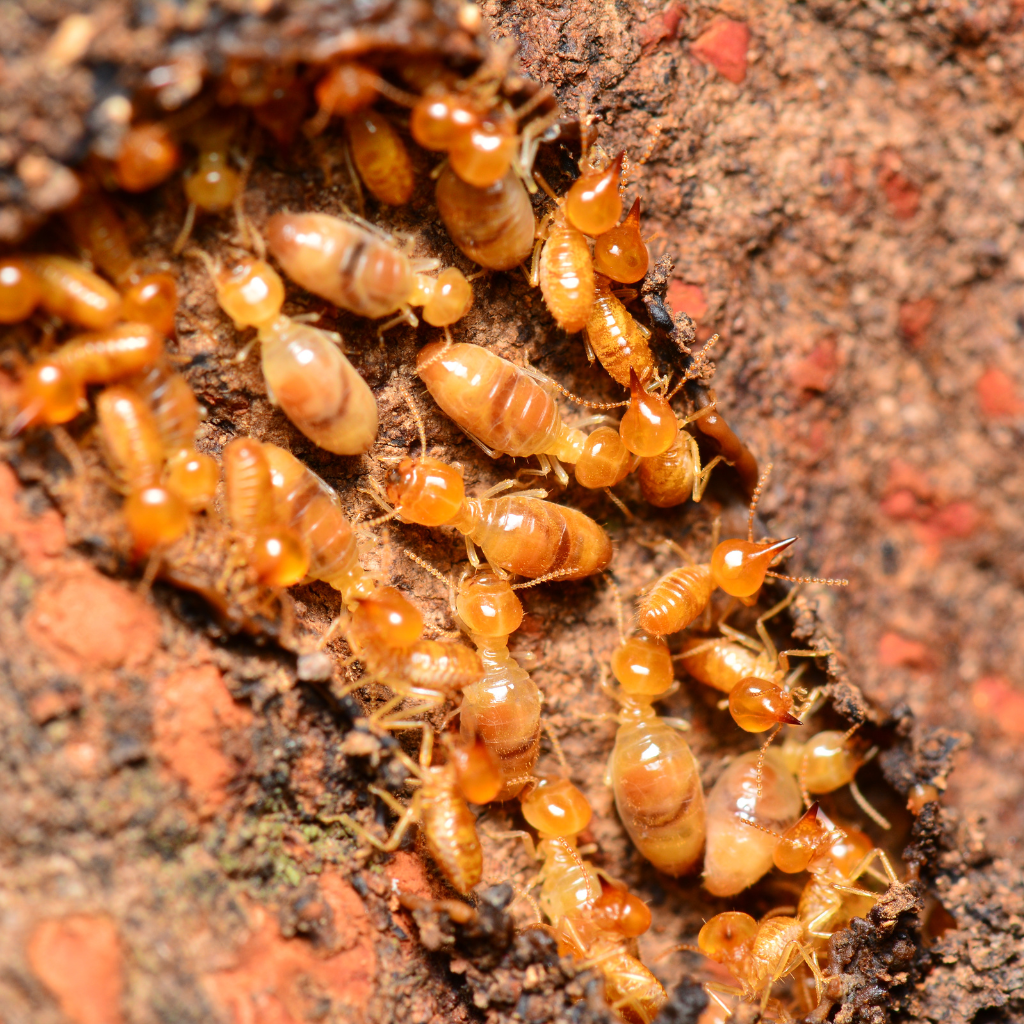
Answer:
779 723 893 829
128 361 218 511
259 442 483 722
63 186 180 335
435 165 536 271
95 385 189 555
338 727 502 894
265 210 472 328
222 436 311 587
112 121 180 193
25 255 123 329
637 464 848 637
194 250 379 455
13 322 164 432
380 387 613 580
516 778 667 1023
584 276 657 388
702 747 802 897
406 552 543 801
601 605 706 876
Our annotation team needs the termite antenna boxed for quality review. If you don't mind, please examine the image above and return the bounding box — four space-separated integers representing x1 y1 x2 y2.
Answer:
398 382 428 457
544 378 631 410
510 567 578 589
183 246 218 280
417 324 456 374
667 334 719 400
403 548 448 584
748 462 774 542
755 724 784 803
765 571 849 587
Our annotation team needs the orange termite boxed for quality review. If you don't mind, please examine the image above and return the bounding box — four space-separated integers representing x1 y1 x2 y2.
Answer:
112 122 180 193
196 251 379 455
406 553 542 802
95 385 189 555
637 464 848 637
12 323 164 432
265 211 472 328
338 727 501 894
259 442 483 722
603 624 705 877
381 388 612 581
222 436 310 587
25 255 123 329
518 778 667 1023
435 165 536 271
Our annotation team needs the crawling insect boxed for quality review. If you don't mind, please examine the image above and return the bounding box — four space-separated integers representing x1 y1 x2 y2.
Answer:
63 187 180 335
338 727 502 894
435 165 536 271
259 442 483 723
584 275 658 388
266 210 472 328
407 553 543 801
112 121 180 193
128 362 218 511
416 338 712 493
380 388 612 580
702 747 802 897
779 722 892 829
222 436 310 587
516 778 667 1024
24 255 123 329
602 619 706 876
175 115 249 253
95 385 189 555
12 322 164 432
194 250 378 455
638 464 848 637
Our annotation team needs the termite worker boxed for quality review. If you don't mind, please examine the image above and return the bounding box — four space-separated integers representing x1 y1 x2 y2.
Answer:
194 251 378 455
380 388 613 580
338 727 502 894
265 211 472 328
638 464 848 638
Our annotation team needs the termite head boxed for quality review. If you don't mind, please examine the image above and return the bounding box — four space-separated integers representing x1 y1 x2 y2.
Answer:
386 456 465 527
698 911 757 970
728 677 802 733
590 880 652 939
456 569 524 638
349 586 424 648
444 733 503 805
520 777 592 838
12 360 86 432
773 802 839 874
609 632 674 698
208 254 285 329
710 536 797 598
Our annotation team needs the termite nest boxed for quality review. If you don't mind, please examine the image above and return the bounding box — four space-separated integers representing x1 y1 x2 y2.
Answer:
0 9 962 1024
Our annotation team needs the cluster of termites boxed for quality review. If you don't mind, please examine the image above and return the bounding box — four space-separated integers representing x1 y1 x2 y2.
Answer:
0 29 936 1024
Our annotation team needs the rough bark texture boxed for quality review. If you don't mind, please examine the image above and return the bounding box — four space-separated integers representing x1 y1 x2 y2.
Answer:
1 2 1023 1023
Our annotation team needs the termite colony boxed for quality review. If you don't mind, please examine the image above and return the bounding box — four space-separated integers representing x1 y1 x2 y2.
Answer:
0 17 927 1024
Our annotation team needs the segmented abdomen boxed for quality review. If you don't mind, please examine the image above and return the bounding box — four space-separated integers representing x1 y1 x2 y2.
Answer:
469 496 612 579
539 220 595 333
584 278 655 387
637 563 712 636
417 341 561 458
420 774 483 894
